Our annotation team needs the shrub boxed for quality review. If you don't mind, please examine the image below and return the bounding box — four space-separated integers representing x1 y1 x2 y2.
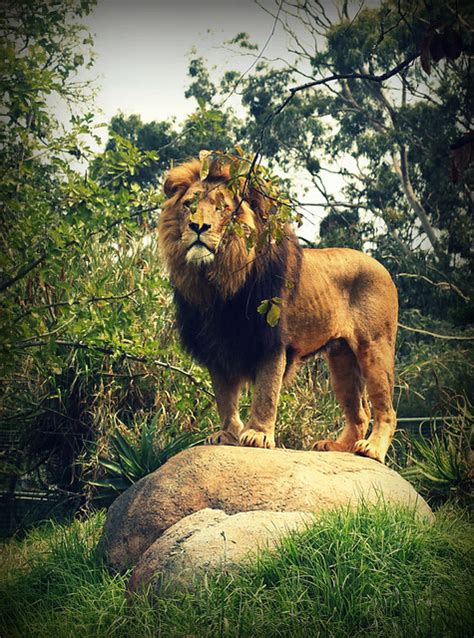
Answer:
89 414 204 502
401 397 473 507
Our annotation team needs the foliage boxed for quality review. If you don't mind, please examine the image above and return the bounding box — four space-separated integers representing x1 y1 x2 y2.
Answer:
1 0 473 529
401 398 473 506
0 0 215 509
90 415 203 501
1 504 473 637
94 106 240 189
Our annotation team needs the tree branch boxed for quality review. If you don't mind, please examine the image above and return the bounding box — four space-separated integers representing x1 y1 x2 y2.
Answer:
287 50 419 98
0 251 47 293
391 148 439 252
11 339 215 397
14 289 139 324
398 323 474 341
397 273 469 301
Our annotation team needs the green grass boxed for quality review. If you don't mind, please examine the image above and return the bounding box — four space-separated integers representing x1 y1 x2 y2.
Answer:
1 504 473 638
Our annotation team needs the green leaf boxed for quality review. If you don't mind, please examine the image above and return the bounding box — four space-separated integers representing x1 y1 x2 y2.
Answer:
199 150 211 180
257 299 270 315
97 458 123 475
266 301 281 327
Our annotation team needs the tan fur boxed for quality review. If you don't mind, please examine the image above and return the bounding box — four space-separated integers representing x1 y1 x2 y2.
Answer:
158 158 398 463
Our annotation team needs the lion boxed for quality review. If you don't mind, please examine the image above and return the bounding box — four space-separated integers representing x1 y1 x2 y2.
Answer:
158 156 398 463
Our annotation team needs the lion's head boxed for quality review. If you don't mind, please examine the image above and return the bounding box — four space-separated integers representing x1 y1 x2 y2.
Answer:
158 157 293 305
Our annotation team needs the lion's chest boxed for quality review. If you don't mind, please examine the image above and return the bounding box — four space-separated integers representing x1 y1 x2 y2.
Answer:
173 284 284 380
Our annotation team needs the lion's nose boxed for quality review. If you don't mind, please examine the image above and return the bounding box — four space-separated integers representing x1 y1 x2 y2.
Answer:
189 222 211 234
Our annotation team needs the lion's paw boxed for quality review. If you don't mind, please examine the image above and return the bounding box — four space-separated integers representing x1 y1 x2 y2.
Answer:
206 430 239 446
312 439 352 452
239 429 275 449
353 439 384 463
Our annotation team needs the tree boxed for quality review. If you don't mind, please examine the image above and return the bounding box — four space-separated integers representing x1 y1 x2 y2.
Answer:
0 0 172 498
185 0 473 323
95 58 241 189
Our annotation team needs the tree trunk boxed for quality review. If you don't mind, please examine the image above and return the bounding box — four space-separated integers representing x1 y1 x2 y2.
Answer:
391 147 439 254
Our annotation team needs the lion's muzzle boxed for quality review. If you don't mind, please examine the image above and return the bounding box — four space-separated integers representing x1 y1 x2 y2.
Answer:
185 225 216 265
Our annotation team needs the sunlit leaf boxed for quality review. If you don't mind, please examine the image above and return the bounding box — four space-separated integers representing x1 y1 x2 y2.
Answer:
266 302 281 327
257 299 270 315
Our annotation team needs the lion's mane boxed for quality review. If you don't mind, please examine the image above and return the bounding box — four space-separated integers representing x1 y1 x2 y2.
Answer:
158 159 303 381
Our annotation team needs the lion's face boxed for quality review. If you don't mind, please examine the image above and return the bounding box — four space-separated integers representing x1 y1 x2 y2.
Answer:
159 159 266 302
179 183 233 266
177 182 256 267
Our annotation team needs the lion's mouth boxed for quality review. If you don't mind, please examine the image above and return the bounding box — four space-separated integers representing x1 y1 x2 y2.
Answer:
185 239 216 265
187 239 215 253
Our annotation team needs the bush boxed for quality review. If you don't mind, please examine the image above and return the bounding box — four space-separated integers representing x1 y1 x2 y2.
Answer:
401 397 473 507
89 414 204 503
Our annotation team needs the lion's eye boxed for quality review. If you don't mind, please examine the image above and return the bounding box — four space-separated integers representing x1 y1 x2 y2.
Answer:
183 194 200 213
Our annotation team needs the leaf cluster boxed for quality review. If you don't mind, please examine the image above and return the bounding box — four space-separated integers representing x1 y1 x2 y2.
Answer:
90 415 203 502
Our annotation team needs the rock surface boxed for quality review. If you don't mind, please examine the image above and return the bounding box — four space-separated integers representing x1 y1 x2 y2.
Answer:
98 446 432 572
127 508 315 594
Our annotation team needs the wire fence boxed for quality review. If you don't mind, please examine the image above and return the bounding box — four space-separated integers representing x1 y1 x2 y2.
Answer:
0 416 457 538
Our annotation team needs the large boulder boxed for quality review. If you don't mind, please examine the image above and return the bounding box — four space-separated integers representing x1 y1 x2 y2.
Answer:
127 508 315 594
98 446 432 572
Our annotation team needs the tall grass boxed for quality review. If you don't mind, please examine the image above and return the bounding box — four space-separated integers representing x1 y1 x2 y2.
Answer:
1 504 473 638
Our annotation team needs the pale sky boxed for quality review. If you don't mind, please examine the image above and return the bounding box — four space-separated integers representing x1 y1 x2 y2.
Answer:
80 0 348 238
85 0 291 123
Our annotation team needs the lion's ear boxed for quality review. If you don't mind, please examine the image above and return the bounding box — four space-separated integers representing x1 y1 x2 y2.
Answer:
245 184 270 220
163 160 201 199
163 174 180 198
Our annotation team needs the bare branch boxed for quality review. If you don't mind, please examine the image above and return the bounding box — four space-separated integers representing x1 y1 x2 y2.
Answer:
397 273 470 302
287 50 420 97
391 148 439 252
398 323 474 341
220 0 284 107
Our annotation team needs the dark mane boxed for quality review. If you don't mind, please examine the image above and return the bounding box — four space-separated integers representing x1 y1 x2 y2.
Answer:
174 236 301 381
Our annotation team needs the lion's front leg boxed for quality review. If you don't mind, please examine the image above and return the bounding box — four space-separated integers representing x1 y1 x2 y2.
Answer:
206 368 244 446
240 349 286 449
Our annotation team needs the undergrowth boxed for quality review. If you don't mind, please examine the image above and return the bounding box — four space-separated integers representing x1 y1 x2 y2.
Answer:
1 504 473 638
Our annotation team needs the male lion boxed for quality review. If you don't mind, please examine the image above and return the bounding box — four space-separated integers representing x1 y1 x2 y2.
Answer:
158 156 398 463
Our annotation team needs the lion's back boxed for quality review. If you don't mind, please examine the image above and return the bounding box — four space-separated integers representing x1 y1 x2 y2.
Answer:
288 247 398 349
302 247 397 303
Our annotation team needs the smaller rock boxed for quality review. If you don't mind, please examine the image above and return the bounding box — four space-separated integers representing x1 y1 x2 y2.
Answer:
127 508 314 595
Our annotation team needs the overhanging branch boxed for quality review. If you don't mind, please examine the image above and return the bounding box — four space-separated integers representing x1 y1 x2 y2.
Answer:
288 50 419 96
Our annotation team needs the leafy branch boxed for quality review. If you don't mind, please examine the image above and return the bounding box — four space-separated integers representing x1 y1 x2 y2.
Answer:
11 338 215 397
13 289 139 324
0 204 160 294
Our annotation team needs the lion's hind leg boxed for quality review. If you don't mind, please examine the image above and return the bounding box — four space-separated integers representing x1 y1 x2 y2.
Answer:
312 339 370 453
352 340 396 464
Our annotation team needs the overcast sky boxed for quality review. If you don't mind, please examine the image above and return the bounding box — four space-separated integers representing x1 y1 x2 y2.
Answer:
81 0 347 237
85 0 291 123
